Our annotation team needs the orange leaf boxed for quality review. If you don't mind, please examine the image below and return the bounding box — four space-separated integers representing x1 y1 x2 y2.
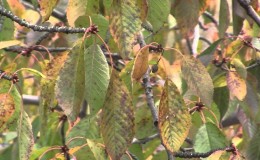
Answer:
131 46 149 81
0 94 15 129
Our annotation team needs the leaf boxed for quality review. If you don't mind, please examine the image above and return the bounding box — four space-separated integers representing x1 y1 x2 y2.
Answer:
214 87 229 119
226 71 247 101
219 0 230 38
19 68 46 78
84 44 110 116
7 0 25 17
109 0 142 59
67 0 87 27
171 0 210 36
18 111 34 160
101 71 135 159
0 40 21 49
0 81 21 132
40 53 68 138
247 126 260 160
87 139 108 160
0 94 15 129
181 55 214 106
194 122 227 153
38 0 59 22
0 1 14 41
199 39 223 57
232 58 247 79
55 40 85 123
147 0 170 32
137 0 148 22
131 46 149 81
158 79 191 153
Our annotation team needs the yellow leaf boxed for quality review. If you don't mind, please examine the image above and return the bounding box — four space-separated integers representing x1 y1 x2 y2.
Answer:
101 71 134 159
38 0 59 22
159 79 191 153
131 46 149 81
227 72 247 101
67 0 87 27
109 0 142 59
0 94 15 129
0 40 21 49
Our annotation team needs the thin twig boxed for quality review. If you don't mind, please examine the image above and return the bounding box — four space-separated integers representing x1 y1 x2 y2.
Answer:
0 6 86 33
237 0 260 27
132 133 160 144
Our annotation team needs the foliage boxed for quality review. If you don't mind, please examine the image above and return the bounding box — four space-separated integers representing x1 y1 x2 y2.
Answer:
0 0 260 160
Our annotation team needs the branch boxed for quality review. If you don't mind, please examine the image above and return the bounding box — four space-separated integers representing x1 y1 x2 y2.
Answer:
0 6 87 33
237 0 260 27
174 148 225 158
132 133 160 144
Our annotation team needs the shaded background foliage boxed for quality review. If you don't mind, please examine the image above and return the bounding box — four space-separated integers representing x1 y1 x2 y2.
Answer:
0 0 260 160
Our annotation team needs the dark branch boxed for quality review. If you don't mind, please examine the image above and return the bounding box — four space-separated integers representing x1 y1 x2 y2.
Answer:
0 6 87 33
132 133 160 144
174 148 225 158
237 0 260 27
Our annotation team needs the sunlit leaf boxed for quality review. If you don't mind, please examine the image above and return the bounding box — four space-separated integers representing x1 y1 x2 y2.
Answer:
67 0 87 27
0 94 15 130
18 111 34 160
0 40 21 49
7 0 25 17
147 0 170 32
131 46 149 81
19 68 46 78
226 71 247 101
109 0 142 59
84 44 110 116
55 40 85 123
219 0 230 38
171 0 210 36
38 0 58 22
194 122 227 152
181 55 214 106
87 139 108 160
101 71 134 159
158 79 191 153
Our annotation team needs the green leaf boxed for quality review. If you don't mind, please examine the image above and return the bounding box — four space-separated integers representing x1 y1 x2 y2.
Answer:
247 126 260 160
194 122 227 152
101 71 135 159
18 111 34 160
19 68 46 78
40 53 68 138
171 0 209 36
109 0 142 59
87 139 108 160
199 39 223 57
213 86 229 119
0 40 21 49
158 79 191 153
84 44 110 116
0 1 14 41
55 40 85 123
38 0 58 22
147 0 170 32
181 55 214 106
232 58 247 79
219 0 230 38
75 14 109 44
